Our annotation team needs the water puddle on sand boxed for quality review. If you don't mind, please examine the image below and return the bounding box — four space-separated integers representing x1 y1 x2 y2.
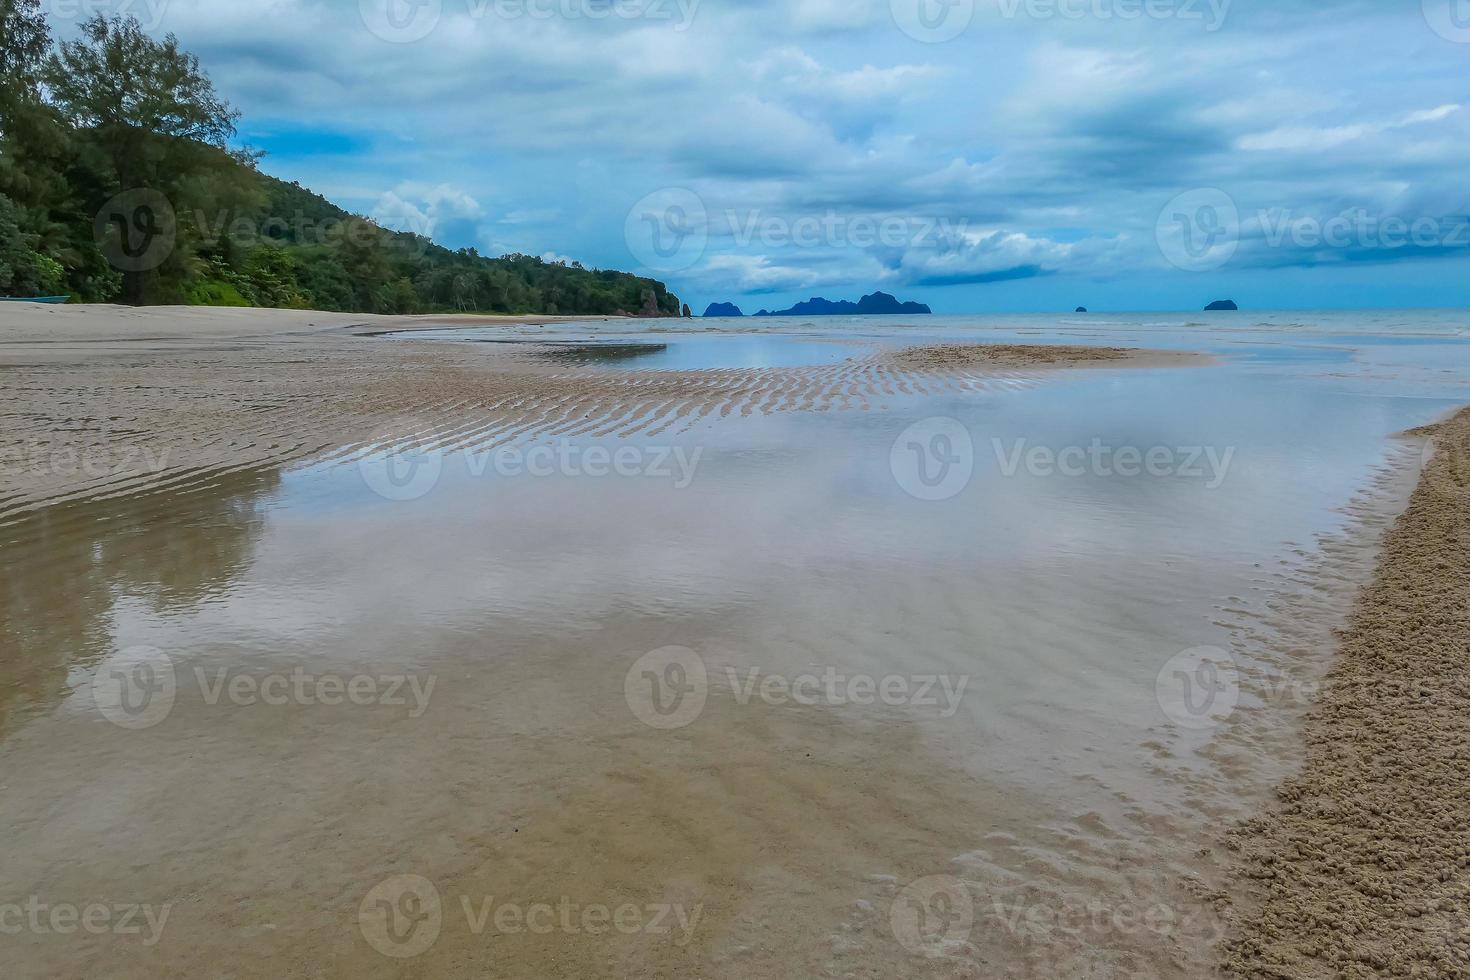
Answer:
2 317 1469 977
382 328 867 371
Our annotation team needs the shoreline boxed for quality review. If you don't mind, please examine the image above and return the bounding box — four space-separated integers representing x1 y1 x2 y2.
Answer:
0 305 1208 521
1219 407 1470 977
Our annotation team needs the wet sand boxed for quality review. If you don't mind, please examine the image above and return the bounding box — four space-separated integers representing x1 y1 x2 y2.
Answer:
0 460 1249 979
0 302 583 352
3 304 1465 979
1219 409 1470 978
0 304 1194 519
887 343 1210 370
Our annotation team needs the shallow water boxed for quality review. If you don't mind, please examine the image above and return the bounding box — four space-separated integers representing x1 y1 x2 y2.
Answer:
3 311 1469 977
389 328 865 370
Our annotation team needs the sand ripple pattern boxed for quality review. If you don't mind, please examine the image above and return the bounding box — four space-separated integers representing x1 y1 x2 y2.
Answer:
0 336 1060 525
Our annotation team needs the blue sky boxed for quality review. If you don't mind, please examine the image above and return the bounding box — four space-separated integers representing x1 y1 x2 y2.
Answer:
51 0 1470 313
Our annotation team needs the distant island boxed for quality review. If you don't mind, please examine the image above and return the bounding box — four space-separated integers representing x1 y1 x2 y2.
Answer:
702 302 744 317
737 292 931 317
1205 300 1239 311
1075 306 1088 313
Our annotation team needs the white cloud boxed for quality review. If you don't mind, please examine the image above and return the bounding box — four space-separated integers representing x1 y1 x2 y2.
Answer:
746 48 940 102
888 228 1102 286
102 0 1470 305
1237 124 1374 152
370 191 433 236
784 0 877 32
1239 105 1463 152
371 184 481 237
698 254 849 293
1403 105 1462 126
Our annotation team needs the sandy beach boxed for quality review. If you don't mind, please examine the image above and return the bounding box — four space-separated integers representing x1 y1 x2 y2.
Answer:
0 304 1200 520
889 343 1209 370
1220 407 1470 977
2 304 1467 979
6 0 1469 973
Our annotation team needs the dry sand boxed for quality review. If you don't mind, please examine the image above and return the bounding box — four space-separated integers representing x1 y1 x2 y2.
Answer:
0 304 1198 520
1219 408 1470 978
0 302 581 353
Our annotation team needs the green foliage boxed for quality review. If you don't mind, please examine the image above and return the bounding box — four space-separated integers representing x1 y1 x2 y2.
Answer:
170 171 685 316
0 0 49 132
0 193 65 295
42 15 243 304
241 244 307 308
0 11 682 315
292 248 356 311
45 16 238 144
184 278 250 307
375 277 419 315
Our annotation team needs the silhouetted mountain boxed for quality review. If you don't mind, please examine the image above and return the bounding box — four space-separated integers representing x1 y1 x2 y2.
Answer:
703 302 744 317
1075 306 1088 313
1205 299 1239 311
752 292 931 317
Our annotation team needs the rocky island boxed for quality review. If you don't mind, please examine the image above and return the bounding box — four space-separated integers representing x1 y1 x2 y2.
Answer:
749 292 932 317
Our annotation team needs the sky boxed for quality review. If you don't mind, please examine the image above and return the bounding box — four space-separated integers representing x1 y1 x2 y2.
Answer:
45 0 1470 313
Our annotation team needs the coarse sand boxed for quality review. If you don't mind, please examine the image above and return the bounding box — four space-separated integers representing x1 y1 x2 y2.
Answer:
1219 408 1470 978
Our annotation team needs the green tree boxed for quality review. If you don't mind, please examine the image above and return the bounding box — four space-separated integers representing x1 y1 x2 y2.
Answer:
2 5 685 312
0 193 65 295
294 250 355 311
375 276 418 314
44 15 243 304
242 244 307 308
0 0 81 297
0 0 49 132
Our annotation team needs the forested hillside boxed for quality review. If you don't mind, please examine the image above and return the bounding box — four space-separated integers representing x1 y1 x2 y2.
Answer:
0 2 681 315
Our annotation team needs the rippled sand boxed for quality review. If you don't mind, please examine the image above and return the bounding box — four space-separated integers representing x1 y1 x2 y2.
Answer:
0 305 1194 520
1 305 1462 979
889 343 1208 370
